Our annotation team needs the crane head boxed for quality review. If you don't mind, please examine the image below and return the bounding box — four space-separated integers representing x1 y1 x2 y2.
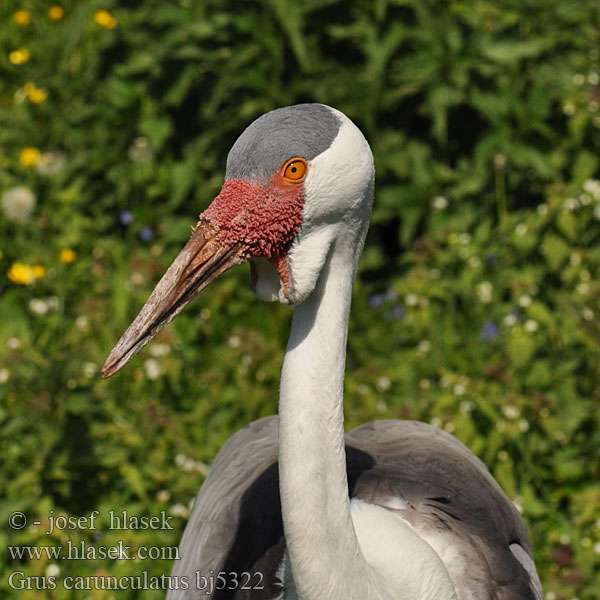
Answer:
101 103 373 378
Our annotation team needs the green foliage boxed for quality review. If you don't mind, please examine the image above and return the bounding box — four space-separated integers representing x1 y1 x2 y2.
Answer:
1 1 599 598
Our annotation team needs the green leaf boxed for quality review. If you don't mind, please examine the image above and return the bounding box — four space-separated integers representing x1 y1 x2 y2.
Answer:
507 332 536 368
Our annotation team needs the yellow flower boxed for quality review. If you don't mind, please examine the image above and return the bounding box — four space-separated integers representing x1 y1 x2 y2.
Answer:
23 82 48 104
9 48 30 65
7 262 35 285
49 6 64 21
13 10 31 27
33 265 46 279
59 248 76 264
19 147 41 168
94 10 117 29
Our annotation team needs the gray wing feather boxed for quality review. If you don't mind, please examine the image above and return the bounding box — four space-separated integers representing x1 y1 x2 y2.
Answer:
167 415 284 599
346 420 542 600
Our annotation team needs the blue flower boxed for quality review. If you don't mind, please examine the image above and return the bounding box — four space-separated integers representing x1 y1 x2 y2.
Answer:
139 227 153 241
369 293 385 308
481 320 499 341
120 210 134 226
384 304 405 321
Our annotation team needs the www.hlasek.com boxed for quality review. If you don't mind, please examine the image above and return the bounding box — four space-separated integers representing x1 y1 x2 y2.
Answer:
8 570 266 593
8 539 178 562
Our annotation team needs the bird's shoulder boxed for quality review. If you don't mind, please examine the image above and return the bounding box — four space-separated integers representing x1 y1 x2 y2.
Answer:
345 419 541 600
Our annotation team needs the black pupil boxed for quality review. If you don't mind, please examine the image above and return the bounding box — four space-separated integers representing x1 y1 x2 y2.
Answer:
291 166 297 173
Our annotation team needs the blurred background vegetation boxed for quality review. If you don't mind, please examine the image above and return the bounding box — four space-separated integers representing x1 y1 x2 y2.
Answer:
1 0 599 598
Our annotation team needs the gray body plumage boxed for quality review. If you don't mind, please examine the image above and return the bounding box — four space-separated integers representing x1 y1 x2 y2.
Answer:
166 416 542 600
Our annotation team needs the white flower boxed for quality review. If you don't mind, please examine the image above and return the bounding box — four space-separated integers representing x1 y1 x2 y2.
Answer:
576 282 590 295
130 272 144 286
515 223 528 236
36 152 66 176
157 489 171 502
144 358 163 379
405 293 419 307
128 137 153 162
518 419 530 432
524 319 539 333
582 308 594 321
453 383 466 396
46 296 60 311
75 315 89 330
559 533 571 545
183 458 196 473
417 340 431 354
594 204 600 221
45 564 60 578
502 405 520 419
503 313 517 327
458 233 471 245
29 298 48 316
594 542 600 555
83 362 96 378
376 377 391 392
583 179 600 199
536 203 548 215
1 186 36 223
563 197 579 211
573 73 585 85
563 102 576 115
419 378 431 390
459 400 474 416
518 295 531 307
432 196 448 210
170 503 190 518
0 368 9 383
149 343 170 357
430 416 442 428
6 337 21 350
476 281 493 303
468 256 481 268
227 335 241 348
588 71 600 85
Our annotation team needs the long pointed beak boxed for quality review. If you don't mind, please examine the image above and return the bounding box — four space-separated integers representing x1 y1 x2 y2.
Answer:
101 221 246 378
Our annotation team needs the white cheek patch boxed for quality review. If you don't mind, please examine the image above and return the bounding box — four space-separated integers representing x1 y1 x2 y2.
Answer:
250 257 283 302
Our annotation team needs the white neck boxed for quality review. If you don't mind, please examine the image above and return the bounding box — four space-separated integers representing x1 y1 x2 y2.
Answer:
278 232 382 600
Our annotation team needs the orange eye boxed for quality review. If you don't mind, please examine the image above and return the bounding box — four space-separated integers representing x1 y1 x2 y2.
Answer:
282 157 307 183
